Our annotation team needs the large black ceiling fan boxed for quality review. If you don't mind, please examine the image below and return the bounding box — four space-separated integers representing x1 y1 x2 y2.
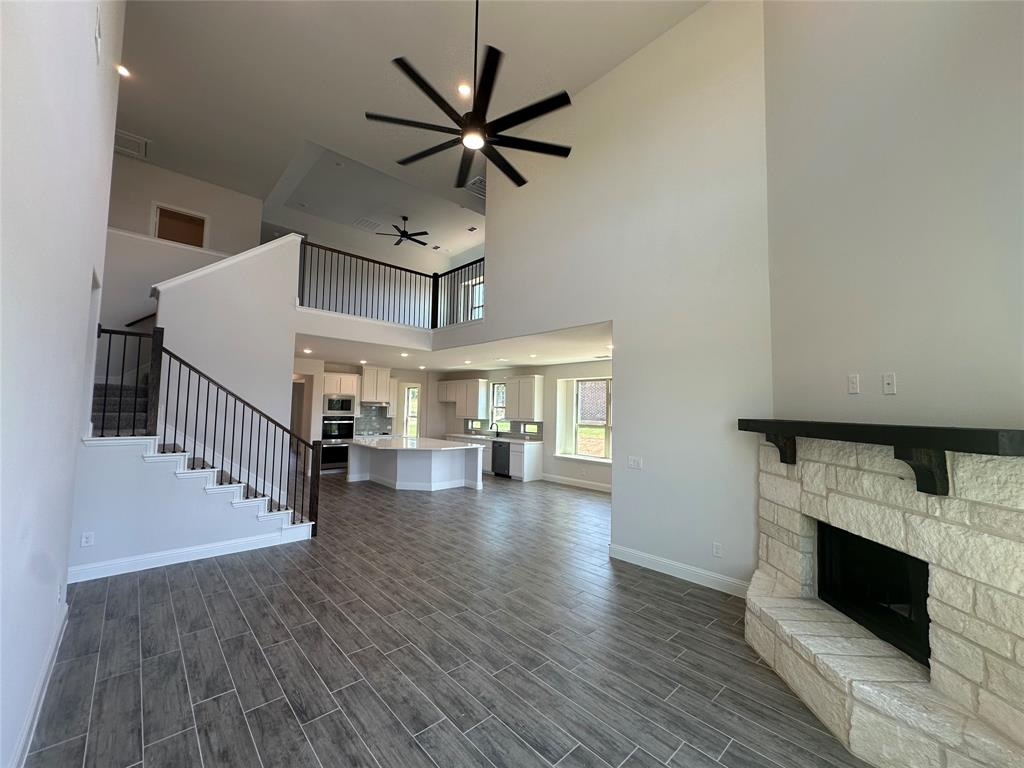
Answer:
376 215 428 246
366 0 572 188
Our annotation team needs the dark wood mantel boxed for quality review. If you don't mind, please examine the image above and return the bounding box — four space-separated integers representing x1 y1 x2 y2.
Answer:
737 418 1024 496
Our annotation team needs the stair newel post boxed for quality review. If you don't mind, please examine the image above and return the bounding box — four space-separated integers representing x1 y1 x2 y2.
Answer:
309 440 322 536
430 272 440 329
297 237 307 307
146 326 165 437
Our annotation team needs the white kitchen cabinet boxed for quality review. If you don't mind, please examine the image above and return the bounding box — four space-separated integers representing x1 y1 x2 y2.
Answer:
483 446 492 473
360 366 392 403
324 372 359 395
386 378 399 418
509 441 542 481
505 375 543 422
439 379 487 419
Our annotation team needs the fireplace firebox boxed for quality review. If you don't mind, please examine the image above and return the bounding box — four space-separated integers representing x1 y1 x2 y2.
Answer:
817 522 930 666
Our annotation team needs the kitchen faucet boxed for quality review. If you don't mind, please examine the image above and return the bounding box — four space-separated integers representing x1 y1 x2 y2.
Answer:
489 422 501 436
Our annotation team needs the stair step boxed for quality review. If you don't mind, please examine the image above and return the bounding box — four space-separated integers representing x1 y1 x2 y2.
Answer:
92 413 148 431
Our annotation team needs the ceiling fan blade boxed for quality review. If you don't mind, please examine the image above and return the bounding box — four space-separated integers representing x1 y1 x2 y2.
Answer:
455 146 475 188
481 143 527 187
394 238 404 246
392 224 403 233
490 135 572 157
376 232 397 236
487 91 571 135
406 230 429 237
473 46 503 120
365 112 460 135
408 238 429 246
392 57 464 125
397 137 461 165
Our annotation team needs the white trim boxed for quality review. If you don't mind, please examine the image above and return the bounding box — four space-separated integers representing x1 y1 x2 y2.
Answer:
553 453 612 465
108 226 227 259
295 303 436 337
10 602 69 768
152 233 303 297
608 544 750 598
67 527 311 583
541 473 612 494
150 200 211 249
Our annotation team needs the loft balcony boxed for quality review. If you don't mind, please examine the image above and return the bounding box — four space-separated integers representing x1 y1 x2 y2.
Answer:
298 240 484 330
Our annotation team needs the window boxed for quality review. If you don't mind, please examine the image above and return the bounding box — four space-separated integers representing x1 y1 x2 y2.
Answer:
154 205 206 247
460 278 484 322
403 385 419 437
556 378 612 460
490 382 510 431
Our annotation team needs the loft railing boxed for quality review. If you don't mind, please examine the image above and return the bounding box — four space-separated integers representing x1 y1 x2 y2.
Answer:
298 240 484 330
94 326 321 533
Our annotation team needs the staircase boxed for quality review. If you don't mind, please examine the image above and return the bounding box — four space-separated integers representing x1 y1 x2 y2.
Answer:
85 325 322 553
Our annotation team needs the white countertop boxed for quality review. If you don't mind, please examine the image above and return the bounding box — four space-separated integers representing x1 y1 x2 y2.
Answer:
351 436 482 451
446 433 544 445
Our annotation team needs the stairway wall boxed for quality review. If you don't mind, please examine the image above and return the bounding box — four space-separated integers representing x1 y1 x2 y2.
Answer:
68 438 307 581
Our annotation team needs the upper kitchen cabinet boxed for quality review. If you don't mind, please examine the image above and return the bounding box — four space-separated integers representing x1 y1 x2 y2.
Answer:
506 375 544 421
386 378 399 418
438 379 488 419
324 372 360 396
361 366 392 403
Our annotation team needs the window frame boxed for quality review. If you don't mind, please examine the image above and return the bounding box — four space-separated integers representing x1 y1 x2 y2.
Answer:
150 201 210 249
459 276 485 322
556 377 612 462
403 384 420 437
490 381 510 431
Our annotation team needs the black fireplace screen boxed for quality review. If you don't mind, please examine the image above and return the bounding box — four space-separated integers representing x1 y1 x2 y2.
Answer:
817 522 930 666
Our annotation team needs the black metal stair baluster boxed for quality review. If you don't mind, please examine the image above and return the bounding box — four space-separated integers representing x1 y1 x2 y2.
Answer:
162 354 171 451
131 336 141 436
212 385 220 482
230 396 236 486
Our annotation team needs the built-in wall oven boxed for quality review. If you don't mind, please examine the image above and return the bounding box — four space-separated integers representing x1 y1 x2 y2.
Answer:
323 395 355 416
322 417 354 441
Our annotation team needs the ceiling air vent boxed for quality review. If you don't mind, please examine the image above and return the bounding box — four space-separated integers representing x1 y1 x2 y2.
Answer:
351 217 383 232
464 176 486 199
114 129 149 160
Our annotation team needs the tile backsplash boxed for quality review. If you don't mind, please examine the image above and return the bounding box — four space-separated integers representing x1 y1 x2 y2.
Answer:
356 406 392 435
463 420 544 440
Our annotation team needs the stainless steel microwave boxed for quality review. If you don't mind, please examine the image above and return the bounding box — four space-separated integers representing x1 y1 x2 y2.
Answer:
323 395 354 416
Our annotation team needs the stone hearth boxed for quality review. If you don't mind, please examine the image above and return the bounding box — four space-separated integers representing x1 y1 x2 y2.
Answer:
745 436 1024 768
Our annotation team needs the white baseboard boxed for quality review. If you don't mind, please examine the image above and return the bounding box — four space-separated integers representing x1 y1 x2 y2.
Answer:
608 544 750 597
542 473 612 494
11 601 68 768
67 528 310 583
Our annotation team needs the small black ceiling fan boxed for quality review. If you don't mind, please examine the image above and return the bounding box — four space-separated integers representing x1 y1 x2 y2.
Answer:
366 0 572 188
376 215 428 246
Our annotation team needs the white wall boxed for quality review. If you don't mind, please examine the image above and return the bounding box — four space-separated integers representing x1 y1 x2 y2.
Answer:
765 1 1024 427
435 0 773 590
0 2 125 764
101 228 225 328
109 154 263 254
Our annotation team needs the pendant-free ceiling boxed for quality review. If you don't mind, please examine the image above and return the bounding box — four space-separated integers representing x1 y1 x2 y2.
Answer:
366 0 572 188
376 215 428 246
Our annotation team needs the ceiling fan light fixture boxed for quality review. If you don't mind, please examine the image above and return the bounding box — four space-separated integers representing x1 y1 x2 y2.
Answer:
462 131 484 150
457 83 472 97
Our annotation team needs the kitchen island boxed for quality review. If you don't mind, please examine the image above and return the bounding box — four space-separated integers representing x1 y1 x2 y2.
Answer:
346 436 484 491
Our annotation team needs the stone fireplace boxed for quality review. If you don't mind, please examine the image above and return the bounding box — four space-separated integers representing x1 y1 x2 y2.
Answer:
743 431 1024 768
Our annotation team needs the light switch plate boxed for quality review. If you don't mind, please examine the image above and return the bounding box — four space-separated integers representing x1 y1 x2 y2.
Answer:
712 542 723 558
883 372 896 395
847 374 860 395
80 532 95 547
627 455 643 470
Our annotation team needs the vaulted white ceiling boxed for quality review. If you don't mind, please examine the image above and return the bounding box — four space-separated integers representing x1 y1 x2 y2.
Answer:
116 1 705 215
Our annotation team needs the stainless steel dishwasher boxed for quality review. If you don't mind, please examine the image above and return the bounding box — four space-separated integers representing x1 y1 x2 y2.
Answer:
492 440 511 477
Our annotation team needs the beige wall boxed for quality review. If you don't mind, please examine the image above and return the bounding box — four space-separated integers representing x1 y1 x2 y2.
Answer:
765 1 1024 427
109 154 263 254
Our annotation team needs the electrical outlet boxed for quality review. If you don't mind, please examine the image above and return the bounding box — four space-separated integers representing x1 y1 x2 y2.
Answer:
80 532 95 548
847 374 860 395
883 372 896 395
627 455 643 470
712 542 723 558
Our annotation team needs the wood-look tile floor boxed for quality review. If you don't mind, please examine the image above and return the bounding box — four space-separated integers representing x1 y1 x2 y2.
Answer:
26 476 870 768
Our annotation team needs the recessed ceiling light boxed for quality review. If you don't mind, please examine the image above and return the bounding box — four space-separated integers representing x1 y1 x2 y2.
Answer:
529 354 537 358
419 365 426 370
497 358 509 362
116 64 131 77
359 360 367 365
400 352 409 357
607 344 614 350
302 348 313 354
457 83 472 97
464 360 472 365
